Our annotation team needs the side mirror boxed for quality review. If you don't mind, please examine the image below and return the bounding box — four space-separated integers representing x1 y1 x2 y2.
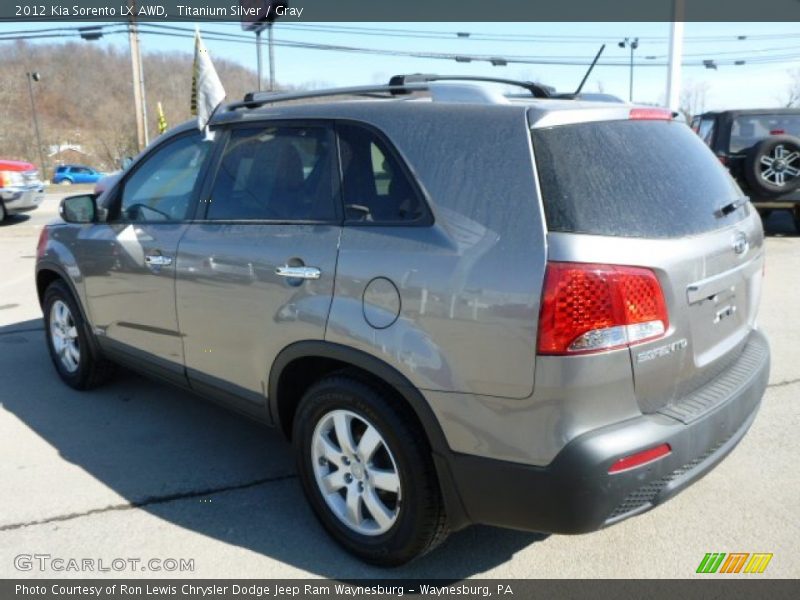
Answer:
59 194 97 224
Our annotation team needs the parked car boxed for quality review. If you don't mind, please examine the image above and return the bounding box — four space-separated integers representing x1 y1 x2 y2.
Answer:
52 164 105 185
0 159 45 222
37 77 769 566
691 108 800 231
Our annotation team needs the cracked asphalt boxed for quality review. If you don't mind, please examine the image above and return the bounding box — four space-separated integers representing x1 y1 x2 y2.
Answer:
0 193 798 579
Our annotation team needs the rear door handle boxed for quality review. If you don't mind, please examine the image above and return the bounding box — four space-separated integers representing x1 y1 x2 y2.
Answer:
275 265 321 280
145 254 173 267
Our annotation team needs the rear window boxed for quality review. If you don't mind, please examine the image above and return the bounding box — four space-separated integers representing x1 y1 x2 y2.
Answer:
532 119 746 238
729 114 800 152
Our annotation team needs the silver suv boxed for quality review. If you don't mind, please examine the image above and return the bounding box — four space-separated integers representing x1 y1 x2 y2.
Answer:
36 76 770 566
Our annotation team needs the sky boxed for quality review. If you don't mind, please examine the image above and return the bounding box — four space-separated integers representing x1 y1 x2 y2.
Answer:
1 21 799 111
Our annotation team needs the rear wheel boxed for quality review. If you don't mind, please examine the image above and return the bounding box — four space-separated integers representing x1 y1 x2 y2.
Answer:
293 374 448 566
43 280 113 389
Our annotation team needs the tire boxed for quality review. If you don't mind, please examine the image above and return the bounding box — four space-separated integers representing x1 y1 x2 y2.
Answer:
0 200 6 223
293 374 448 566
60 179 73 185
744 135 800 197
794 206 800 235
43 279 113 390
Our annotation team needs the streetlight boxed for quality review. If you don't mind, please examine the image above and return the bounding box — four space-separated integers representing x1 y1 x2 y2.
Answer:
618 37 639 102
26 72 47 182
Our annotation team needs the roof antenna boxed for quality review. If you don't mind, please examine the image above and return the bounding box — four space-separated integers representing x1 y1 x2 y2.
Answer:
572 44 606 97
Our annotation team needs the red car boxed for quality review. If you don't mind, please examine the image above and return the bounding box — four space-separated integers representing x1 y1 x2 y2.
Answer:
0 159 45 222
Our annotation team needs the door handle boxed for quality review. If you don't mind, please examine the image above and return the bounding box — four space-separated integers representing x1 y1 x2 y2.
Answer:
275 265 321 280
145 254 173 267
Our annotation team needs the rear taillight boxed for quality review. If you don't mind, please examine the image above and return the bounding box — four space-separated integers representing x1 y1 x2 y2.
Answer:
537 262 669 355
36 227 49 259
629 107 674 121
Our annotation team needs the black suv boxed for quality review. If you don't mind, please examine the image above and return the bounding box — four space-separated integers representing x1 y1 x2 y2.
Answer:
692 108 800 231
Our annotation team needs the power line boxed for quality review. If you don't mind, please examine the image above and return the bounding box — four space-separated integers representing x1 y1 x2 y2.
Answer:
3 24 800 69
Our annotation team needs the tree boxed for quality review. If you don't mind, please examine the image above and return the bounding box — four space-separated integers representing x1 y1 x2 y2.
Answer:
781 68 800 107
679 80 710 121
0 40 260 170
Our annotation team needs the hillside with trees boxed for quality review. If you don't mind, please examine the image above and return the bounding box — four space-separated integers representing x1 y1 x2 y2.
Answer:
0 40 259 174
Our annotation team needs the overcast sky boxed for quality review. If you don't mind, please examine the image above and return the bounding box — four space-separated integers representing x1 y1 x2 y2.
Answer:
1 21 798 110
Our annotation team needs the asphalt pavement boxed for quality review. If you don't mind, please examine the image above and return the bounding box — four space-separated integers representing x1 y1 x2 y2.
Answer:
0 192 798 579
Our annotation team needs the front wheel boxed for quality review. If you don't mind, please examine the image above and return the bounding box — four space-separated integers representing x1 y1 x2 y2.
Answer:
43 280 113 389
0 201 6 223
293 375 448 566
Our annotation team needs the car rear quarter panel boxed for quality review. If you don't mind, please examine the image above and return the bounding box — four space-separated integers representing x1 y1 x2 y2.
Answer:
322 104 547 400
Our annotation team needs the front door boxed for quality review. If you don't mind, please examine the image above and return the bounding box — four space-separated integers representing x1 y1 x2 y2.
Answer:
79 130 215 377
176 123 341 408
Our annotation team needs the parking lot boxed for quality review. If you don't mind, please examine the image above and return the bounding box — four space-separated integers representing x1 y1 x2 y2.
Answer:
0 190 798 579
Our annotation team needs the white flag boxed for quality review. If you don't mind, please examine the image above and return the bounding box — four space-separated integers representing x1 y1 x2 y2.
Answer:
191 28 226 132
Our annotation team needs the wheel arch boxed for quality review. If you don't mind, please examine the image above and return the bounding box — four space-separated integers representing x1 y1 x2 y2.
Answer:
269 340 470 529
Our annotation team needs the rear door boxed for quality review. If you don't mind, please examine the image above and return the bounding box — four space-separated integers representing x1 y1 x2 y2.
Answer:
175 122 341 410
531 115 764 414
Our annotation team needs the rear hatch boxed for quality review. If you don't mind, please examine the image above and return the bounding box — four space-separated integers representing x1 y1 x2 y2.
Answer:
530 112 765 414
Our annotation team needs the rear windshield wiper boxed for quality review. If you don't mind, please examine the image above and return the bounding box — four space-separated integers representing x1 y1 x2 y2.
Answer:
715 196 748 218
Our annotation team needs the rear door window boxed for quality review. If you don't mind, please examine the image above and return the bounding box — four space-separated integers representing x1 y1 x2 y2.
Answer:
729 114 800 152
532 119 746 238
206 125 337 222
337 123 430 225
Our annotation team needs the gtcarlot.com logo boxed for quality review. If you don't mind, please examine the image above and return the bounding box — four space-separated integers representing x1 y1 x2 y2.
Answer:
696 552 773 574
14 554 195 573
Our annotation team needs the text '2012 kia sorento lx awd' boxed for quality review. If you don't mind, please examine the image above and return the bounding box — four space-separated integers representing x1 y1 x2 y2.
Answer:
36 77 769 566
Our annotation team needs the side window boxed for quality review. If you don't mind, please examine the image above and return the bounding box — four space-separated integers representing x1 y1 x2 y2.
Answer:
697 118 716 147
337 123 429 224
118 132 211 222
206 126 337 222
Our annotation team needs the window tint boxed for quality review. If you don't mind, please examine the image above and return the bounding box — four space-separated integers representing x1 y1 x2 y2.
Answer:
337 123 427 224
206 126 336 221
730 114 800 152
532 119 746 238
697 118 716 147
120 132 211 222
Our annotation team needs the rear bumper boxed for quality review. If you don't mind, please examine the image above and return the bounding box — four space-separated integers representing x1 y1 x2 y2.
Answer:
443 329 770 534
1 184 45 213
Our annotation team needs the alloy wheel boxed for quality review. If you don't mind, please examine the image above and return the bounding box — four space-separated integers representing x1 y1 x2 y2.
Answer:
50 299 80 373
311 409 402 536
759 143 800 187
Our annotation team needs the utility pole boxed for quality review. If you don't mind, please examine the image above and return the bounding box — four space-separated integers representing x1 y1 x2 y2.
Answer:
128 1 149 151
618 37 640 102
666 0 685 111
26 72 47 181
255 26 263 91
267 22 275 91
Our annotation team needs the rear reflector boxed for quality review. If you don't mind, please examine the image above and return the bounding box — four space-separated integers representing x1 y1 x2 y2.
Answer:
608 444 672 474
629 107 674 121
537 262 669 355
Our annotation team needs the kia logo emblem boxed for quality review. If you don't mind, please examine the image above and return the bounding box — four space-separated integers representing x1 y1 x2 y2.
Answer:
732 231 748 255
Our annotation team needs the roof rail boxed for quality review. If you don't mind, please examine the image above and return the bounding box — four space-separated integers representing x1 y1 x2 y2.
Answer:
388 74 553 98
227 83 429 111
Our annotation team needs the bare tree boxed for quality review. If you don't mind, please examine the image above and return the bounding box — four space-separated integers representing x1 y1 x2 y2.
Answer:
781 68 800 107
0 40 261 169
679 80 710 121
